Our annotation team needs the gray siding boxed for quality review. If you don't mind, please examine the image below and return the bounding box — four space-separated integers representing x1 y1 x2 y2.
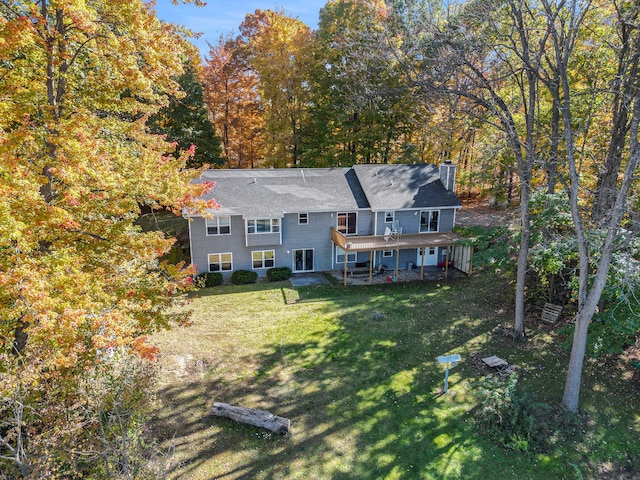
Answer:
373 208 455 235
246 232 281 247
355 210 373 236
282 211 334 272
190 208 458 276
189 216 246 275
191 212 342 275
439 208 455 232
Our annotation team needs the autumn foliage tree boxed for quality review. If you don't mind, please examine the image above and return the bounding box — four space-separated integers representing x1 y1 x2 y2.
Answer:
204 37 264 168
0 0 214 475
203 10 313 168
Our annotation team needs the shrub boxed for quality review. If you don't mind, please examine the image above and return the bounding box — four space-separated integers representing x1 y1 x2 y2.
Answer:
199 272 223 288
473 373 551 453
231 270 258 285
266 267 292 281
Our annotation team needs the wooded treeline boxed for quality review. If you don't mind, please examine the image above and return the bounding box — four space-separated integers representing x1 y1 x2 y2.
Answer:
201 2 528 200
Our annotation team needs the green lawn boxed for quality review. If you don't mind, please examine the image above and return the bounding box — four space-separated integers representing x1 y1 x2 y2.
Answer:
148 272 640 479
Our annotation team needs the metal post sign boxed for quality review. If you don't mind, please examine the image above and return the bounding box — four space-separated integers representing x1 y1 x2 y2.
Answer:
437 354 462 393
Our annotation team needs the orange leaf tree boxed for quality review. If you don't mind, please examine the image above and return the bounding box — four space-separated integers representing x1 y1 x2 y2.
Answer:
204 37 265 169
0 0 214 474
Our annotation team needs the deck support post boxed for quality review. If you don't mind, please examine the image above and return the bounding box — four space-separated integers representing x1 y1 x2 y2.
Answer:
445 246 450 279
369 250 374 283
395 246 399 280
343 254 348 286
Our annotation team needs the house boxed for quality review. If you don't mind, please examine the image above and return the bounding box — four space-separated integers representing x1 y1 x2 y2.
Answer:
186 162 469 284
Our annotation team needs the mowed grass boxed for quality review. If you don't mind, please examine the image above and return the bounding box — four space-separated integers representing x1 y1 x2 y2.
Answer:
148 272 640 480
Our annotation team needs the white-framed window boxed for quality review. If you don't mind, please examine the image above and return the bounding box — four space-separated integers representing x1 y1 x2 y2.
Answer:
208 253 232 272
336 246 356 263
252 250 275 269
247 218 280 234
382 250 393 258
384 211 395 223
298 213 309 225
420 210 440 232
206 216 231 235
337 212 357 235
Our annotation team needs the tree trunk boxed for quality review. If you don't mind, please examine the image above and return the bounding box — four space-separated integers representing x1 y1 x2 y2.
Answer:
548 91 560 194
212 402 290 434
514 182 530 338
592 13 640 223
561 311 589 412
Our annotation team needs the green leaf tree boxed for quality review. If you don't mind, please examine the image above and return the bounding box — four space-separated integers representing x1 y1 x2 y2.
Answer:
150 58 224 168
303 0 418 166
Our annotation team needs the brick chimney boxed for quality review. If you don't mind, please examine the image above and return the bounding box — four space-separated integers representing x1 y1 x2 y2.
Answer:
439 161 456 191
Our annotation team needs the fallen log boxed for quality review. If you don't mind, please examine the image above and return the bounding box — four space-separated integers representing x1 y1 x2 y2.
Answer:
211 402 290 434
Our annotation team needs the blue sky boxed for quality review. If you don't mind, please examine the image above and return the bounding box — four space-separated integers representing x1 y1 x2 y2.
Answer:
152 0 328 58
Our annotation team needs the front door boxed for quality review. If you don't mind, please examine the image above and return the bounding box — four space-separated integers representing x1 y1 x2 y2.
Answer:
294 249 314 272
417 247 438 266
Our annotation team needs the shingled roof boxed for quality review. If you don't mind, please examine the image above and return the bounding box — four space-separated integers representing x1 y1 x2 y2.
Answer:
193 168 368 218
352 164 461 210
190 164 460 218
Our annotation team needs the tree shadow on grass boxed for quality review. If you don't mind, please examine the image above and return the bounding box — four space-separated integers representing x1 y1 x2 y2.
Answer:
149 277 582 479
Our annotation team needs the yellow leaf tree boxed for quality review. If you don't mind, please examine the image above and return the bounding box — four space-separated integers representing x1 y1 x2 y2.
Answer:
237 9 313 167
0 0 214 475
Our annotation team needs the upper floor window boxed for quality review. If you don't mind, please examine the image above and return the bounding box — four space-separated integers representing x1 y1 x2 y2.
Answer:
208 252 232 272
337 212 357 235
206 216 231 235
298 213 309 225
247 218 280 234
384 211 395 223
420 210 439 232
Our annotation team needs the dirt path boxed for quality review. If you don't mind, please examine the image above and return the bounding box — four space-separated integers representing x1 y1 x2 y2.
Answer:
456 197 516 228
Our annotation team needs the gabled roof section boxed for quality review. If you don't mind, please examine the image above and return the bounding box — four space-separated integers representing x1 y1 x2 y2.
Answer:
352 164 461 210
191 168 369 218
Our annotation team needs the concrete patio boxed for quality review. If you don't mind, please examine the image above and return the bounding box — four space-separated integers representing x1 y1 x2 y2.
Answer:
328 266 466 285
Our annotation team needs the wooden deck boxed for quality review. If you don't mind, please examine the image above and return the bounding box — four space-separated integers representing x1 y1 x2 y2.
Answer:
330 228 470 286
